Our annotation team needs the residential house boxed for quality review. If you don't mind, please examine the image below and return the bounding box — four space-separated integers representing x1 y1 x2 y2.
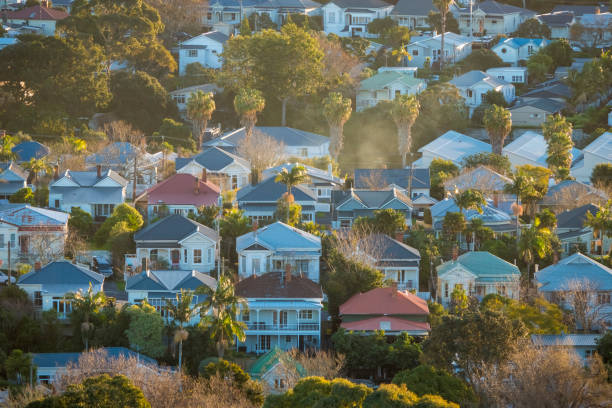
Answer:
1 5 68 36
0 204 69 266
551 4 609 19
430 198 515 235
554 57 593 80
204 127 330 159
126 269 216 322
443 166 513 212
236 176 318 224
0 162 28 200
17 261 104 319
0 37 18 49
131 214 220 274
509 98 565 127
485 66 528 84
413 130 492 168
235 272 324 353
33 348 157 384
12 140 49 163
502 131 583 170
455 0 537 36
263 162 344 213
178 31 229 74
176 147 251 191
321 0 394 38
491 37 548 66
449 70 515 111
236 221 321 282
537 11 576 39
554 203 612 256
536 252 612 329
249 347 305 393
540 181 607 212
339 286 430 335
356 67 427 111
358 234 421 291
520 80 571 102
49 167 128 221
437 251 521 305
531 334 602 362
571 132 612 183
574 12 612 48
391 0 437 29
141 173 220 220
330 188 413 229
405 32 472 68
169 84 223 115
354 168 431 199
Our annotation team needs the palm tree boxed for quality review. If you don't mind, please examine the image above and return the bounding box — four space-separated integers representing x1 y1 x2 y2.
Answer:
433 0 453 70
63 136 87 154
504 174 535 237
518 221 553 287
234 88 265 140
274 165 309 201
197 275 248 359
23 157 51 185
220 209 252 260
453 189 486 246
322 92 352 161
483 104 512 155
391 94 420 168
165 289 199 371
186 90 216 149
584 201 612 259
65 283 106 350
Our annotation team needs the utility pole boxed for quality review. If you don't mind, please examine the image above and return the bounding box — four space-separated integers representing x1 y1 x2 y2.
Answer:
132 154 138 203
7 240 11 286
470 0 473 39
216 195 222 278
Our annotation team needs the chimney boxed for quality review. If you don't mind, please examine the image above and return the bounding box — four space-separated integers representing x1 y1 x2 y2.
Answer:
201 168 207 183
53 165 59 180
452 246 458 261
34 262 41 271
493 192 499 208
284 263 292 284
395 230 404 243
391 281 398 293
194 176 200 194
327 163 333 177
96 165 101 179
534 264 539 274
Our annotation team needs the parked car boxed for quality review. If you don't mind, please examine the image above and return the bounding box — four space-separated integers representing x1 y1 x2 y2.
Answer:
92 256 113 277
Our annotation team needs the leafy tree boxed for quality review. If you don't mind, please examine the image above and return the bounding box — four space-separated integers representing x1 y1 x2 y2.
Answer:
449 286 470 316
5 349 36 384
202 359 264 406
596 331 612 380
514 18 551 38
527 52 553 83
125 300 165 357
432 0 454 70
462 152 511 175
66 284 107 350
189 205 219 229
265 377 372 408
543 39 573 68
391 95 420 168
94 203 143 246
239 17 251 35
353 209 407 236
504 173 535 235
429 158 459 200
274 165 309 197
0 134 17 161
274 197 302 226
454 189 486 216
362 383 418 408
322 92 352 161
536 208 557 231
164 289 200 371
591 163 612 189
427 10 460 35
542 114 574 180
481 294 567 334
367 17 397 36
68 207 94 239
33 185 49 207
197 275 248 358
483 104 512 155
156 118 194 150
459 49 504 72
392 365 475 405
22 157 51 185
187 90 216 148
9 187 35 205
585 201 612 258
483 90 508 108
518 220 553 285
108 221 136 271
234 88 265 140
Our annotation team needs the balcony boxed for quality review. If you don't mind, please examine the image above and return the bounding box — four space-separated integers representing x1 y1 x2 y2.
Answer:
244 322 320 332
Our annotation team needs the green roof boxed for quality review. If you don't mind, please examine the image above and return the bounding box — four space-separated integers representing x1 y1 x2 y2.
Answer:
359 71 425 91
249 347 305 380
437 251 520 278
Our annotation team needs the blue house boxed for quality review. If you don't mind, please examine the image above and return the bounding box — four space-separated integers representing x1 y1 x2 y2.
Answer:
175 146 251 191
330 188 413 229
0 162 29 200
12 141 50 163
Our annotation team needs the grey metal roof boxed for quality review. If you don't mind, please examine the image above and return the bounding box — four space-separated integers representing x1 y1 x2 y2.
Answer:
557 228 591 240
537 11 575 26
450 70 509 88
392 0 437 16
333 188 412 209
49 186 125 205
473 0 536 17
0 161 28 181
551 4 608 16
126 269 217 292
32 347 157 368
134 214 219 242
522 81 571 99
60 169 128 187
205 127 329 148
360 233 421 261
431 198 511 224
329 0 390 9
536 252 612 292
531 334 601 347
177 147 249 172
555 203 601 230
541 180 606 207
510 97 565 113
263 162 344 185
237 176 317 203
18 260 104 286
237 221 321 252
201 30 229 43
209 0 320 9
354 168 430 190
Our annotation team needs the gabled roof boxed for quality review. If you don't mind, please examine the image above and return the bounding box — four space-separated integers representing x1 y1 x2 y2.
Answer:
552 4 608 16
327 0 391 9
555 203 601 230
473 0 535 17
235 272 323 299
502 131 583 167
145 173 220 207
0 204 69 225
204 127 329 148
5 5 68 20
531 334 601 347
0 161 28 181
359 71 425 91
509 97 565 114
53 169 128 187
18 261 104 292
263 162 344 185
340 287 429 316
437 251 520 278
237 221 321 253
536 252 612 291
493 37 548 50
537 11 575 26
176 147 250 172
340 316 430 333
237 176 317 203
209 0 320 9
12 141 50 162
444 166 511 192
32 347 157 369
450 70 510 88
541 181 606 207
522 81 571 99
431 198 512 225
392 0 437 16
135 214 219 242
359 234 420 261
250 347 306 379
334 188 412 210
418 130 492 164
582 131 611 161
126 269 216 292
85 142 138 166
354 168 430 190
181 31 229 46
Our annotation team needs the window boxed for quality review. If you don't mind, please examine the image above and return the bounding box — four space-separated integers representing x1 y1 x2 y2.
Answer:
54 199 60 208
274 260 283 270
193 249 202 264
230 13 236 20
241 256 246 272
501 47 507 54
34 291 42 307
252 258 260 274
527 45 534 54
231 175 238 190
597 292 611 305
172 95 186 104
301 213 312 222
52 297 72 317
184 249 187 263
328 11 335 23
188 49 198 58
481 93 487 103
412 49 418 56
150 249 158 262
585 349 594 358
491 20 497 24
207 12 212 20
173 209 182 215
258 335 271 351
207 248 212 263
0 234 3 248
280 311 288 328
242 311 250 321
467 90 473 97
10 234 15 248
300 310 313 320
444 283 449 298
317 188 330 198
298 260 309 274
299 148 308 157
286 335 291 343
512 75 522 82
395 90 401 98
340 218 352 228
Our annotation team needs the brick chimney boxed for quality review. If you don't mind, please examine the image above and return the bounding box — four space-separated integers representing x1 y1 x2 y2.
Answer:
284 263 292 285
194 176 200 194
395 230 404 243
201 168 207 183
53 165 59 180
34 262 41 271
96 165 101 179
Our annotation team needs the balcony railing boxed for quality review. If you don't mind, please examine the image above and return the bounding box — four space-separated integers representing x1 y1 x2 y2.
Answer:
245 322 320 332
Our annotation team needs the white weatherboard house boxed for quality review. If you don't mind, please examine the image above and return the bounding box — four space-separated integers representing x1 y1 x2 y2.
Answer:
450 70 515 111
321 0 394 38
0 162 28 200
491 38 549 66
537 11 576 39
235 272 324 353
237 222 321 283
531 334 602 362
178 31 229 74
405 32 472 68
49 167 128 221
486 67 529 84
502 131 583 170
18 261 104 319
330 188 413 229
437 251 521 305
3 5 68 36
170 84 223 114
455 0 537 36
414 130 492 168
176 147 251 191
391 0 437 29
570 131 612 183
356 67 426 112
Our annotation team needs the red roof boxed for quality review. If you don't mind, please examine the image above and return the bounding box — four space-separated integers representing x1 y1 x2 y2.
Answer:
339 287 429 316
6 5 68 20
341 316 430 333
146 173 220 207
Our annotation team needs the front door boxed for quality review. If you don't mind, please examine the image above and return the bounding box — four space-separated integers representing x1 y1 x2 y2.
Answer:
19 235 29 254
171 249 180 266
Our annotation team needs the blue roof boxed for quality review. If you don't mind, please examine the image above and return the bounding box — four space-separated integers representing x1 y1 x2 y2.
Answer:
12 141 50 162
32 347 157 368
237 221 321 252
134 214 219 242
354 168 430 190
126 269 217 292
536 252 612 292
18 261 104 294
431 198 512 225
495 37 547 49
360 234 420 261
237 176 317 203
438 251 520 278
205 127 329 148
85 142 137 165
176 146 249 172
